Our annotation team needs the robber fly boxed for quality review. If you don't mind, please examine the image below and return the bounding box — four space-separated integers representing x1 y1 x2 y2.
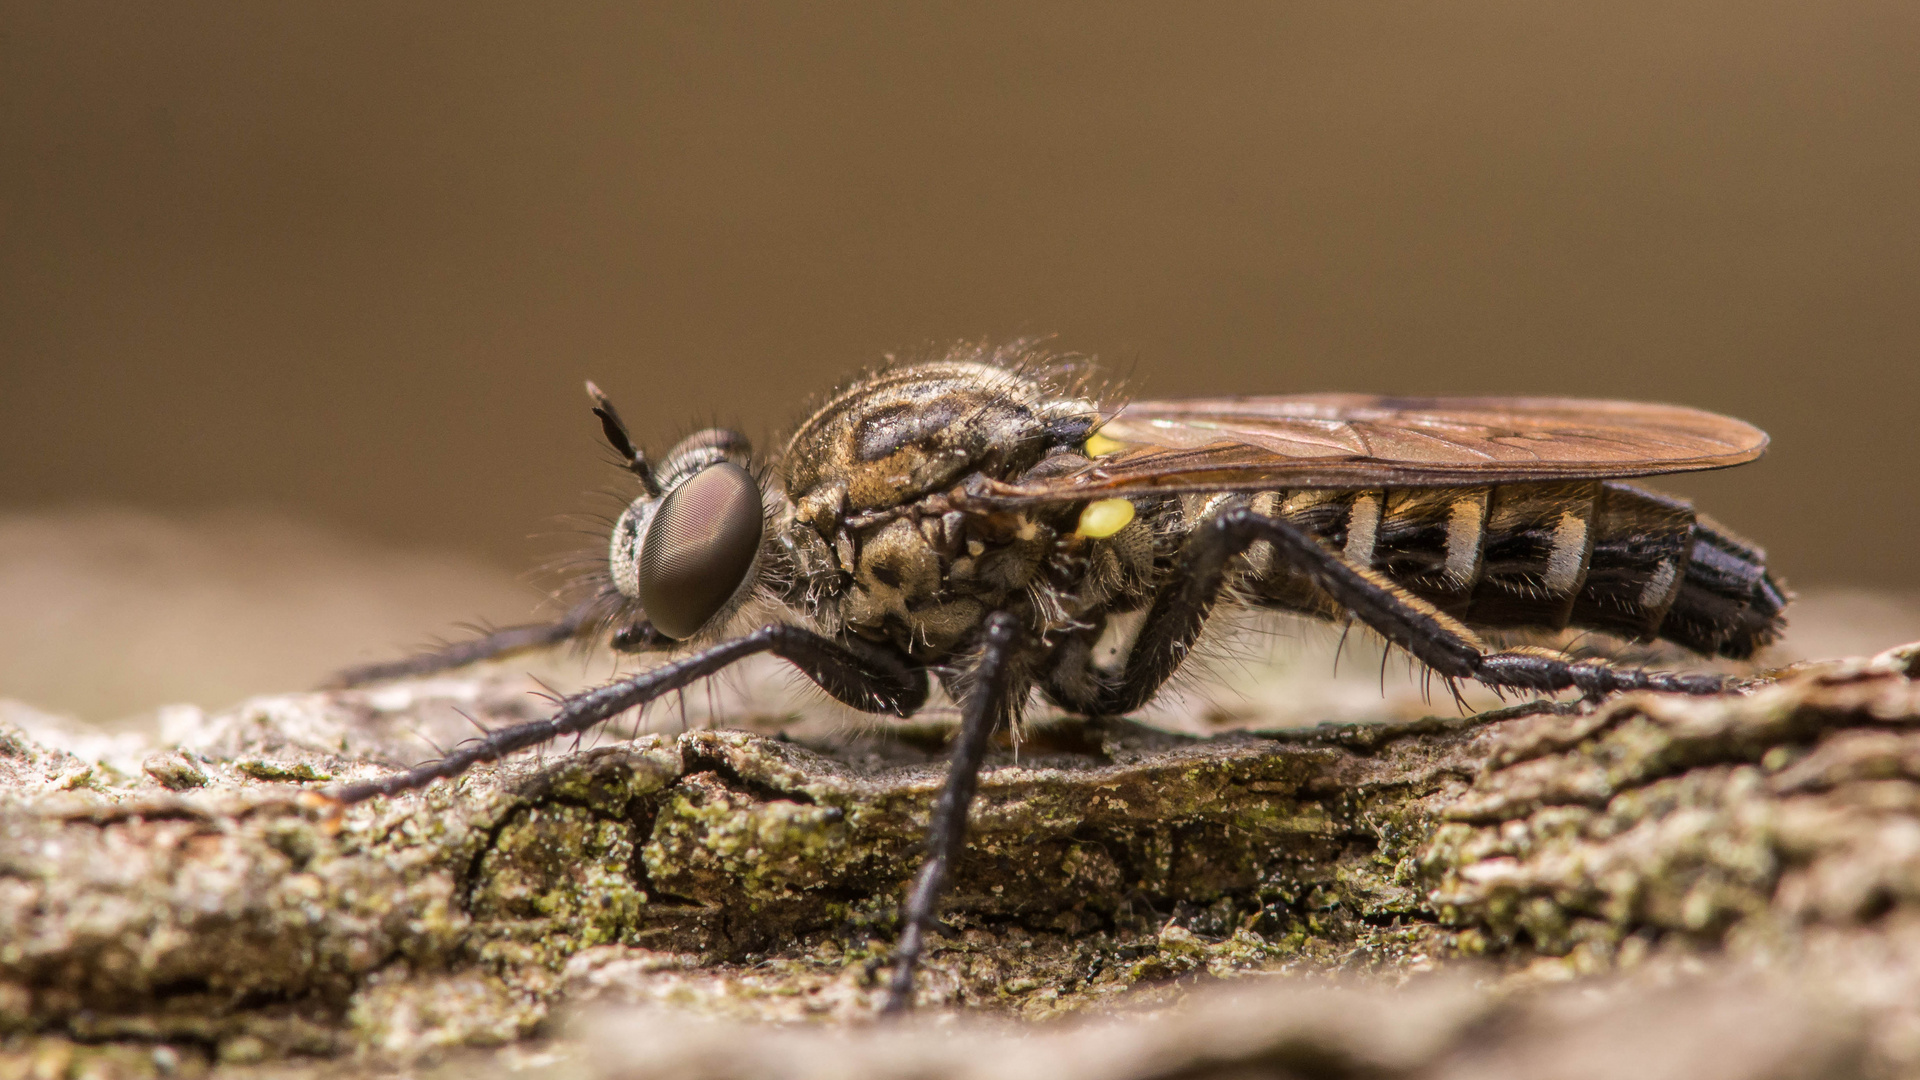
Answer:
325 341 1788 1012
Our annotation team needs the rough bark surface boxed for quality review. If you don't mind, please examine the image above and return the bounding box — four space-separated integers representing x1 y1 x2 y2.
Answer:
4 643 1920 1077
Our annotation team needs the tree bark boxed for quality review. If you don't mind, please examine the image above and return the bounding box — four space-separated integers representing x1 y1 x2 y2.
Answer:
3 644 1919 1076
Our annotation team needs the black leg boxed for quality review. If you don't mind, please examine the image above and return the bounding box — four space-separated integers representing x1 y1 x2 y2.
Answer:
882 610 1024 1014
326 624 928 804
1215 508 1734 696
321 599 601 689
1048 505 1731 714
1045 499 1269 714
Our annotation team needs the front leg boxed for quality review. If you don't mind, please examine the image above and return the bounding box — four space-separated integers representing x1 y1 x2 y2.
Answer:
326 624 928 804
1049 504 1732 715
882 610 1025 1014
321 597 603 688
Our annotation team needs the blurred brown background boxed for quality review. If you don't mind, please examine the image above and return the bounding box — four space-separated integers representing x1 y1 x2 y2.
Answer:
3 1 1917 719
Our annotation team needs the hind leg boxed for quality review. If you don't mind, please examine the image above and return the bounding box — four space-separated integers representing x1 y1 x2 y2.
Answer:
1047 504 1731 715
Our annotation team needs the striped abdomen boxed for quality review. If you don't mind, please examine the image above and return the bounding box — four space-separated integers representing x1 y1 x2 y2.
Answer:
1239 481 1788 659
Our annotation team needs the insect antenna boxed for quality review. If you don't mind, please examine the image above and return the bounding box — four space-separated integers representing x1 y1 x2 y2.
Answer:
586 380 661 496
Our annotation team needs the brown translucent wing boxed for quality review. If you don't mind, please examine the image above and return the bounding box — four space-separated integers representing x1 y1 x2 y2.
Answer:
980 394 1768 503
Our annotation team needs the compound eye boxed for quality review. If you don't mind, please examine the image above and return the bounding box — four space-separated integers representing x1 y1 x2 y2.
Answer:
638 462 764 639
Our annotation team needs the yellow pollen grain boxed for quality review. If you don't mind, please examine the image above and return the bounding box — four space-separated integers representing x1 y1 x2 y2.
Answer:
1076 498 1136 539
1084 431 1126 457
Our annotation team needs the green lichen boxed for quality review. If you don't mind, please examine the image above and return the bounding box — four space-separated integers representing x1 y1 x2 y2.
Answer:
234 759 333 782
470 803 648 959
645 777 858 904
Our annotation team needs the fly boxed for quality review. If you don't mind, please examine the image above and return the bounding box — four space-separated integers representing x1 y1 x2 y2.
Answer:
322 341 1789 1012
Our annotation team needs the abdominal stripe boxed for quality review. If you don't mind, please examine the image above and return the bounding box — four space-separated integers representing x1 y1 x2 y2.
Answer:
1239 481 1711 648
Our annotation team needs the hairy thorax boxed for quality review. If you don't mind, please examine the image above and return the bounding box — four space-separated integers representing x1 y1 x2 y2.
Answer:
772 361 1150 660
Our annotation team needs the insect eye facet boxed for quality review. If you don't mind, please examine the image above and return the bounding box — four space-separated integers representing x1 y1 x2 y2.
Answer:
637 462 764 639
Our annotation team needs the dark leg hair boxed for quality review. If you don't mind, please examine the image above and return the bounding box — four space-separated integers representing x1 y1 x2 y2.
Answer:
325 624 928 804
321 599 603 689
882 610 1024 1014
1048 505 1731 715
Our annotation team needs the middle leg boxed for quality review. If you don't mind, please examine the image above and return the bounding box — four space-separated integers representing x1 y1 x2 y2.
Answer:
882 610 1026 1014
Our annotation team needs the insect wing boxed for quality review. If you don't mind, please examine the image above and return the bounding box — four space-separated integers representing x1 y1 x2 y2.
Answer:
983 394 1768 502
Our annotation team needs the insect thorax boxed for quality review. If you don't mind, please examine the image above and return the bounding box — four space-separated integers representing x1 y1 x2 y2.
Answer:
771 360 1153 659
